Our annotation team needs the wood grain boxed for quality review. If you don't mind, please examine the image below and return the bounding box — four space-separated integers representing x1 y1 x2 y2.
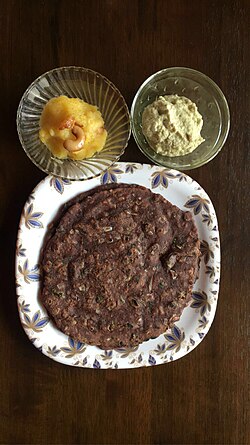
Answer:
0 0 249 444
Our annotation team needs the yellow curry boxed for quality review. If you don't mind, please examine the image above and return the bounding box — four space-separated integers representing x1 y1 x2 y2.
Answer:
39 96 107 160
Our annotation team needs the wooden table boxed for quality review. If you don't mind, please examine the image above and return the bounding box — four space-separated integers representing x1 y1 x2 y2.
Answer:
0 1 249 444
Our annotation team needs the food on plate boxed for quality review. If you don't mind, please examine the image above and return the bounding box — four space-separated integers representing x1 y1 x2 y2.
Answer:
142 94 205 157
39 96 107 160
41 184 200 349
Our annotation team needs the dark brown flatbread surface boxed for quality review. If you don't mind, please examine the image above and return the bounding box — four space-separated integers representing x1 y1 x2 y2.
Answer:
41 183 200 349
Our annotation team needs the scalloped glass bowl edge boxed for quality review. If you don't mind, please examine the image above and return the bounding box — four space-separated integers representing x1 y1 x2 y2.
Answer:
131 67 230 170
17 66 131 180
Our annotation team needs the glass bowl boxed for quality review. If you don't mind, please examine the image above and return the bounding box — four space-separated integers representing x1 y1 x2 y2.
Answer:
131 67 230 170
17 67 131 180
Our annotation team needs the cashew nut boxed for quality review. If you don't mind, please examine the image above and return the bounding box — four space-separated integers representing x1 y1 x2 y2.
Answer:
59 116 75 130
63 125 85 152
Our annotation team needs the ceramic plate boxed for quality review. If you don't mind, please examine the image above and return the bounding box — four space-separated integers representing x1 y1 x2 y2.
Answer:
16 162 220 368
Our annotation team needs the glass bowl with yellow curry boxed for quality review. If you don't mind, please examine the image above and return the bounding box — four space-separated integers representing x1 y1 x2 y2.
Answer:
17 67 131 180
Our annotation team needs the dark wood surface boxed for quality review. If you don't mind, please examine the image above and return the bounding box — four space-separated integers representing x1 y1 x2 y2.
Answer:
0 1 249 444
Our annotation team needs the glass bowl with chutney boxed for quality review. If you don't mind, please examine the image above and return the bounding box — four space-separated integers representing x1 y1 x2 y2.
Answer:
17 67 131 180
131 67 230 170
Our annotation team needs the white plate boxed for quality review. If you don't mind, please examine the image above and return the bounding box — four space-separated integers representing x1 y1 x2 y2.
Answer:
16 162 220 368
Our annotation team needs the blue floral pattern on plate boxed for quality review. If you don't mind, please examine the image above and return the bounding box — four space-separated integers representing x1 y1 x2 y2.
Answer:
16 162 220 369
125 163 139 174
175 172 189 182
16 244 26 257
18 260 40 284
164 325 185 353
61 337 86 358
184 195 210 215
191 291 211 316
200 240 214 264
21 309 49 333
100 165 123 184
198 316 209 329
47 345 61 357
23 203 43 229
50 177 71 194
151 169 176 189
148 355 156 366
202 213 213 226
